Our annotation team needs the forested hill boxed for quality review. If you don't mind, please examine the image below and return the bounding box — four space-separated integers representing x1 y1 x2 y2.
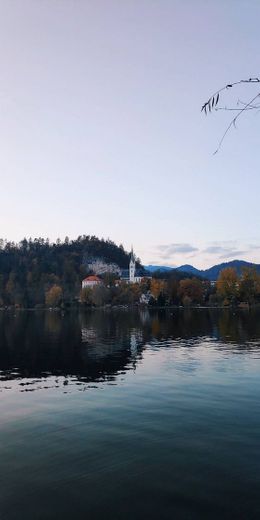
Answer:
0 236 142 307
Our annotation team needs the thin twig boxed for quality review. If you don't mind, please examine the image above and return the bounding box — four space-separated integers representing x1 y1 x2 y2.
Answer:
201 77 260 152
213 92 260 154
216 106 257 112
237 98 260 109
201 77 260 114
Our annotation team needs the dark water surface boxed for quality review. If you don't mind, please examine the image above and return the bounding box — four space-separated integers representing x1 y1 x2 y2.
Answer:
0 308 260 519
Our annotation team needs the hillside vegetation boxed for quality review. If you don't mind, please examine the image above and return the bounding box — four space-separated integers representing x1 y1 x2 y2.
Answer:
0 236 140 307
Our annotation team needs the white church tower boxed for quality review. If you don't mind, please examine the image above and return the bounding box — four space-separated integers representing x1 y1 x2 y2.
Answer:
129 246 136 283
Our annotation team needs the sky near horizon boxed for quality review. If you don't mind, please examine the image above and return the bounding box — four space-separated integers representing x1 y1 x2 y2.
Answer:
1 0 260 268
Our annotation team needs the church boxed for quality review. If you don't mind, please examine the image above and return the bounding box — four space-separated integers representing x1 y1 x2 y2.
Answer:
120 247 143 284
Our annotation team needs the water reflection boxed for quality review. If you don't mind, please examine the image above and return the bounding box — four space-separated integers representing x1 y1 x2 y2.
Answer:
1 309 260 520
0 308 260 391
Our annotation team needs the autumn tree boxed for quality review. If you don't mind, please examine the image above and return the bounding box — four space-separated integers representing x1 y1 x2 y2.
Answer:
178 277 204 305
216 268 238 305
80 287 93 305
45 285 63 307
5 272 16 305
150 279 166 300
91 285 110 306
167 278 180 305
239 267 260 304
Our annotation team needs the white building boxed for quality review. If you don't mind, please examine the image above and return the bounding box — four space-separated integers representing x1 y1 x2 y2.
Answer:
129 247 143 283
140 292 152 305
121 248 143 283
82 275 103 289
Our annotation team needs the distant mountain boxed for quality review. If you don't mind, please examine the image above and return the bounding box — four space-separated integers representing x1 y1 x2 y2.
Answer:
146 260 260 281
145 265 174 273
202 260 260 281
177 264 202 276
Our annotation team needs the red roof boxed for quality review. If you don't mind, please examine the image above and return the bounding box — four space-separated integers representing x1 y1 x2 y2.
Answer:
83 275 101 282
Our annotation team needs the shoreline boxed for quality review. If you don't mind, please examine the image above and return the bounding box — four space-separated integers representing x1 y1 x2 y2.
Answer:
0 303 258 312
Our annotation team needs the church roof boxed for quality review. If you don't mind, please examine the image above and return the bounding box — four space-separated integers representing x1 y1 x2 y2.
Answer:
120 269 129 279
120 269 144 279
83 275 101 282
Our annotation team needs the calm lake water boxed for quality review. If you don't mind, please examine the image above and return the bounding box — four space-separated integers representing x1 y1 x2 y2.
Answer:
0 308 260 519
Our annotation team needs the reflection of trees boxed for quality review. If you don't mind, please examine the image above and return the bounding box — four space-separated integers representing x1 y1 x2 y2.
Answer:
0 310 147 383
45 312 62 337
150 309 214 341
79 311 146 378
149 308 260 347
217 309 260 345
0 308 260 385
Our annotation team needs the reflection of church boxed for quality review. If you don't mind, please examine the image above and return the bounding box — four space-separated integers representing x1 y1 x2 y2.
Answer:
120 247 143 284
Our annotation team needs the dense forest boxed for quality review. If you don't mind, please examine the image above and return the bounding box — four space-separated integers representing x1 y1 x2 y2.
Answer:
0 236 142 307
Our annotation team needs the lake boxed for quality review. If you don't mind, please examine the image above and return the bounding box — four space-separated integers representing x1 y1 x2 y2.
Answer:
0 308 260 519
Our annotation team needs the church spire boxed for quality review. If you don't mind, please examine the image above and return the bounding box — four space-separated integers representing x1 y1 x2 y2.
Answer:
130 245 134 262
129 245 135 283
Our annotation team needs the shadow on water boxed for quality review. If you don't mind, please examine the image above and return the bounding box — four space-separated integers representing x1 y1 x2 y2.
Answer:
0 308 260 388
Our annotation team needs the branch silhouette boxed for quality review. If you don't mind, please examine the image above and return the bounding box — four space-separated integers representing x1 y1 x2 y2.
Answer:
201 77 260 153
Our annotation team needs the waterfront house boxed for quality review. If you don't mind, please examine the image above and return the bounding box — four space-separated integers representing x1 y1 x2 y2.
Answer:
82 275 102 289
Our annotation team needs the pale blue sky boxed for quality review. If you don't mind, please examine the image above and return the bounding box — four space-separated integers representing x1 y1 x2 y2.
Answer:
1 0 260 268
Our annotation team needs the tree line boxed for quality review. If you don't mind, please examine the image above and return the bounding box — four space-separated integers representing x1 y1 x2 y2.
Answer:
81 267 260 308
0 236 140 308
80 266 260 308
0 236 259 308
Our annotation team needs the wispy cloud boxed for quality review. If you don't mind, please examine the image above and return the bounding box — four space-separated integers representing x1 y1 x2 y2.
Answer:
219 250 247 259
150 240 260 269
204 243 248 260
204 246 229 255
249 244 260 251
157 243 199 256
147 260 177 267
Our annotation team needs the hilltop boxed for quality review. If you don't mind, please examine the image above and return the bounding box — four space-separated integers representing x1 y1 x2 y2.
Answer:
0 235 142 307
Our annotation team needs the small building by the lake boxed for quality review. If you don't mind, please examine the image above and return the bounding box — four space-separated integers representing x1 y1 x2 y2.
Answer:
82 275 102 289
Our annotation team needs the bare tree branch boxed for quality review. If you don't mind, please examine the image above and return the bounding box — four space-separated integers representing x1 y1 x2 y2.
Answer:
201 77 260 153
201 77 260 114
213 92 260 154
216 106 257 112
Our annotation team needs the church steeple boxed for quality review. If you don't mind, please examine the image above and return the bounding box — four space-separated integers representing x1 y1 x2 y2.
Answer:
130 245 134 263
129 245 135 283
